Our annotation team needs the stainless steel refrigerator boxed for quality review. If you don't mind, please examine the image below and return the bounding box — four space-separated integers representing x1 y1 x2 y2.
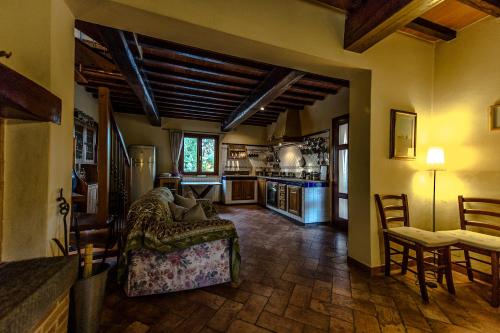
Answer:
129 145 156 202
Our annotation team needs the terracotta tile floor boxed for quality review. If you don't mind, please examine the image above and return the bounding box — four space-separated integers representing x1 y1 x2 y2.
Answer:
100 205 500 333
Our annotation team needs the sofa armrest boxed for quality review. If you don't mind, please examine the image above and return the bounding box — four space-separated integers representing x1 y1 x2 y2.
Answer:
196 199 218 218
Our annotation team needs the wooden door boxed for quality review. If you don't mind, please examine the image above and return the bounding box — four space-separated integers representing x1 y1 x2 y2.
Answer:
243 181 255 200
288 186 302 216
257 179 266 206
232 181 242 201
332 115 349 229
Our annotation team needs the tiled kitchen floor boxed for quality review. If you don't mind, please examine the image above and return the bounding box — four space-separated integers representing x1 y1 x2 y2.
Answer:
100 205 500 332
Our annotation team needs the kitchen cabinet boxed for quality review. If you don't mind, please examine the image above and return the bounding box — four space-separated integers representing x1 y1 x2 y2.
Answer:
232 180 255 201
257 179 266 206
158 176 181 195
288 185 302 217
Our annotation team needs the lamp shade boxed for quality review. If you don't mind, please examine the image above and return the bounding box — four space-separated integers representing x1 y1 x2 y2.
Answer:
426 147 445 169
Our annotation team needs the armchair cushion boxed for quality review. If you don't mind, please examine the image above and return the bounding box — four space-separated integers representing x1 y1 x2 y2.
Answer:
437 229 500 251
386 226 458 247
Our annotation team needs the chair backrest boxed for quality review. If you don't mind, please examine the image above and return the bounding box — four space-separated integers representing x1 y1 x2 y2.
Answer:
375 194 410 230
458 195 500 232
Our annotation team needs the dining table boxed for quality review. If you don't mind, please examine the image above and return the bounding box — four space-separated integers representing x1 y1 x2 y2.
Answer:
180 181 222 199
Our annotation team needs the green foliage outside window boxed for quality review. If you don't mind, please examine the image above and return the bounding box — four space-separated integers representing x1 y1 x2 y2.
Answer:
183 136 217 174
183 137 198 172
201 138 215 172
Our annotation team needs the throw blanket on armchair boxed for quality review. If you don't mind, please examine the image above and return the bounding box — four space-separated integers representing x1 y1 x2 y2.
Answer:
117 188 240 284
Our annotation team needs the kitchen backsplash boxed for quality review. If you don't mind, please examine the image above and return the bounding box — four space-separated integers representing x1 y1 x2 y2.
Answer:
278 144 329 174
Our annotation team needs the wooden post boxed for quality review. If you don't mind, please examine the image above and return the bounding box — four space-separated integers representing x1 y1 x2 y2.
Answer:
97 87 111 223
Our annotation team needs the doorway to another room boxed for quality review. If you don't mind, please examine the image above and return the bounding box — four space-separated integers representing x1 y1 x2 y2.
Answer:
332 115 349 230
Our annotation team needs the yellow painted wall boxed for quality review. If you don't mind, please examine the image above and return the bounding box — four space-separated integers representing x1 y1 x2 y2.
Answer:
431 18 500 273
0 0 74 260
75 83 99 122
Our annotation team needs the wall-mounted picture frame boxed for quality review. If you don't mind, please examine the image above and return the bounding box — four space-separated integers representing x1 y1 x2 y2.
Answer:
490 104 500 131
390 109 417 160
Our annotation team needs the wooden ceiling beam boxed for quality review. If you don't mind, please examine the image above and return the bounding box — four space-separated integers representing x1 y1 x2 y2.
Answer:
138 43 268 78
137 34 274 71
149 80 246 100
141 58 259 86
278 94 316 105
458 0 500 17
75 38 116 72
143 70 252 94
406 17 456 41
92 24 161 126
269 100 307 109
344 0 444 53
222 68 305 131
152 89 241 105
160 111 225 121
81 68 125 81
154 95 238 109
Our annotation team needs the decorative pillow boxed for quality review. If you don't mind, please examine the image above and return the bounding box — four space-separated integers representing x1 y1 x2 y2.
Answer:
168 201 188 221
182 203 208 222
174 194 197 209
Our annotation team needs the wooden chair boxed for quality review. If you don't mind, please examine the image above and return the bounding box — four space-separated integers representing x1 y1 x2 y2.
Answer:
375 194 457 303
437 196 500 306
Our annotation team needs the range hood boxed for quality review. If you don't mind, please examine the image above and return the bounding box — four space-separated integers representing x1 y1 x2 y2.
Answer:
0 62 61 124
269 109 303 144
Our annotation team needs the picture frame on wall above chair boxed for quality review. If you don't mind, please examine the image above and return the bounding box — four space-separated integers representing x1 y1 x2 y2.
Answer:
390 109 417 160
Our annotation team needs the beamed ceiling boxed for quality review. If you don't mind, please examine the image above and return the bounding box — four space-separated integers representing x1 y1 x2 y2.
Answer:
74 21 348 128
313 0 498 51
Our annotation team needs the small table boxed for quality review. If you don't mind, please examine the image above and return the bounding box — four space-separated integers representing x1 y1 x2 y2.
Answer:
180 181 222 199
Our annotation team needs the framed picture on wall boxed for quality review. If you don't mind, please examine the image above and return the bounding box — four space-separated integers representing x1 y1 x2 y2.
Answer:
390 109 417 160
490 104 500 131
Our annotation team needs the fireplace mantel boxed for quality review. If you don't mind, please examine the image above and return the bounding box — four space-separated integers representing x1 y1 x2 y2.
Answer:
0 62 62 124
0 256 78 332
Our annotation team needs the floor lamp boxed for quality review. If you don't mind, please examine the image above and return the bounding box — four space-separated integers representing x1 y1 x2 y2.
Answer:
426 147 445 287
426 147 445 232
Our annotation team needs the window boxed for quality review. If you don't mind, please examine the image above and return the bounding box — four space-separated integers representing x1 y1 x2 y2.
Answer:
181 134 219 175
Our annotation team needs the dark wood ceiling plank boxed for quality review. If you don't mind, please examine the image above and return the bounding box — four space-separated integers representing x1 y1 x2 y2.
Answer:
141 58 259 86
222 68 305 131
81 68 125 81
96 25 161 126
278 94 316 105
160 111 225 121
156 101 234 112
269 100 307 109
138 43 269 78
458 0 500 16
154 95 238 109
152 89 241 105
406 17 457 41
301 73 350 88
137 34 274 72
143 70 252 94
344 0 444 53
157 105 231 115
75 38 116 72
149 80 246 100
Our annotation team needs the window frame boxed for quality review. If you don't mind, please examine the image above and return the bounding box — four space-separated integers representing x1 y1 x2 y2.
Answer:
180 133 219 175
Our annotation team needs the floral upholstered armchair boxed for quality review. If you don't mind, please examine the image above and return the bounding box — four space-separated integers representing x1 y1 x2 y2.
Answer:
118 187 240 297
